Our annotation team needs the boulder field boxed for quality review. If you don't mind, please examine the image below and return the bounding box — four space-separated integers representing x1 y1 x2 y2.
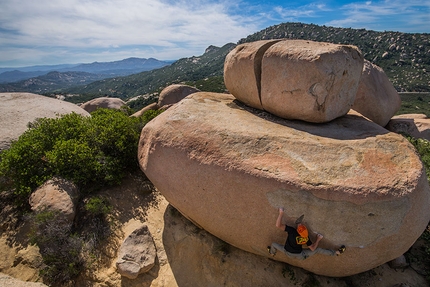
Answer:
138 92 430 277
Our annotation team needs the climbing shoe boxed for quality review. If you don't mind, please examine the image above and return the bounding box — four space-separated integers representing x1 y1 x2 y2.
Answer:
267 246 275 256
337 245 346 255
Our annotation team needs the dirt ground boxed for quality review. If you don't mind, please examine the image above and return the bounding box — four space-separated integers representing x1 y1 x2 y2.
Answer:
0 172 429 287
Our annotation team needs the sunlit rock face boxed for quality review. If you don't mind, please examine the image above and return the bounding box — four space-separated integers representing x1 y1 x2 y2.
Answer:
352 59 401 127
224 39 364 123
138 92 430 277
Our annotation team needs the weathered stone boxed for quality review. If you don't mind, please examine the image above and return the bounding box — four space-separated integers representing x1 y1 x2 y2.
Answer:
158 84 200 108
224 40 364 123
131 102 159 117
388 255 409 270
0 92 89 151
352 60 401 126
0 273 48 287
116 225 156 279
386 114 430 141
29 178 79 223
138 92 430 277
80 97 126 113
224 40 282 109
261 40 363 122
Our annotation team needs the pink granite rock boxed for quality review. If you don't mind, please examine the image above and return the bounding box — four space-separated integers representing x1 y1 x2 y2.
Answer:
138 92 430 277
80 97 126 113
224 40 364 123
352 60 401 126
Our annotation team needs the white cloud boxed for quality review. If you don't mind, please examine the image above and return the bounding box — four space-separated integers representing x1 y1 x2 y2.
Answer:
1 0 429 66
325 0 430 32
0 0 258 65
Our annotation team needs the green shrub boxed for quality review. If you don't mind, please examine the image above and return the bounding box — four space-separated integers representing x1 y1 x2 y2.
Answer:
28 210 85 286
405 136 430 180
0 108 162 205
85 196 112 216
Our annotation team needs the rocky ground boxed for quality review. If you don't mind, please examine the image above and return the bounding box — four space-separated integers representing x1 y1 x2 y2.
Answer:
0 172 429 287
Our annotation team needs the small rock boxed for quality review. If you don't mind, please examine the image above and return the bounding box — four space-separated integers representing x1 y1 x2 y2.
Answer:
386 114 430 141
388 255 409 270
116 225 157 279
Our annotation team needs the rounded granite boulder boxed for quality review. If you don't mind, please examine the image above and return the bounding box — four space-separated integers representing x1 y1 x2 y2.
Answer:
138 92 430 277
0 92 89 151
224 40 364 123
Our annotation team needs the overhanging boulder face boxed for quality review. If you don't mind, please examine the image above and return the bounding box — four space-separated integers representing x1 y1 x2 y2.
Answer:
138 92 430 277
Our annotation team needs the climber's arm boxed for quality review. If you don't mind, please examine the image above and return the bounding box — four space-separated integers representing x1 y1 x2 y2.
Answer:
275 207 286 231
308 234 323 251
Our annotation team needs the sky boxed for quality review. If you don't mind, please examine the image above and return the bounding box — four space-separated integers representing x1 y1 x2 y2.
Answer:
0 0 429 68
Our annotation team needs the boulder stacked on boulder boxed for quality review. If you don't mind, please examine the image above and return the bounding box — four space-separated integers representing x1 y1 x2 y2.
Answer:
138 40 430 277
138 92 430 277
352 59 402 126
224 40 364 123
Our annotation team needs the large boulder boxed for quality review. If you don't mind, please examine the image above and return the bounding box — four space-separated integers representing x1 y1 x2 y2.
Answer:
0 93 89 151
224 40 282 109
157 84 200 108
131 102 159 118
138 92 430 277
352 60 401 126
80 97 126 113
386 114 430 141
224 40 364 123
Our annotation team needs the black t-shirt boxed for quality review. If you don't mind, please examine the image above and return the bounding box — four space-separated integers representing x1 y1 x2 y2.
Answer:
284 225 312 254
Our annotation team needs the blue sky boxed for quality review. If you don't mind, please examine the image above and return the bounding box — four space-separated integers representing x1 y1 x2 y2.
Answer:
0 0 429 67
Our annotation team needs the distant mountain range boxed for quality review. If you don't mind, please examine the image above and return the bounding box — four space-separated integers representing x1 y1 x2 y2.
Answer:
0 57 173 84
0 22 429 105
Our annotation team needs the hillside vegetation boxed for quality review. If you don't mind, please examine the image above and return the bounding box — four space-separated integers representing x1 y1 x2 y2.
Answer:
56 22 429 106
62 44 235 101
240 22 430 92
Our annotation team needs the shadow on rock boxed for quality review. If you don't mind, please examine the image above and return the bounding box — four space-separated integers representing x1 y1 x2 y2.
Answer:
232 99 390 140
162 204 320 286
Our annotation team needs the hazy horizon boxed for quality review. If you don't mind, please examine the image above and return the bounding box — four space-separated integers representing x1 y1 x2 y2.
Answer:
1 0 429 68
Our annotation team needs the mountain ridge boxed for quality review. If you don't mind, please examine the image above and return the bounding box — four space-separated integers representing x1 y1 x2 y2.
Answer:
0 22 428 102
63 22 429 102
0 57 173 84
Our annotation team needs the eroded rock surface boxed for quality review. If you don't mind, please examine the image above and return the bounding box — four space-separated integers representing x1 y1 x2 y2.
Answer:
116 225 157 279
80 97 126 113
386 114 430 141
0 92 89 151
224 40 364 123
138 92 430 277
29 178 79 224
352 59 401 126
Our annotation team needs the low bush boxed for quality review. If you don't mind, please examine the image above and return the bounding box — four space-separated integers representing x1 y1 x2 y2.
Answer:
405 136 430 180
0 108 162 206
28 210 85 286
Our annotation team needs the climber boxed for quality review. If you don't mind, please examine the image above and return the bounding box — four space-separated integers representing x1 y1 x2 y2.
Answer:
267 207 345 259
